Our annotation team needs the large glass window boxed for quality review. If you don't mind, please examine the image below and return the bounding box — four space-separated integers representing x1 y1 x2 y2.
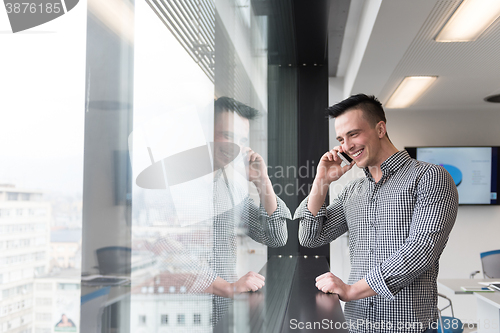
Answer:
126 0 290 331
0 4 86 332
3 0 309 331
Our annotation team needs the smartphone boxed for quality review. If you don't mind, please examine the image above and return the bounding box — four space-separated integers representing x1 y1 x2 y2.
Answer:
337 151 353 164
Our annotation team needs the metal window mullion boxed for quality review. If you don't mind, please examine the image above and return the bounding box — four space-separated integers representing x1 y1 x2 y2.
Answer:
197 1 214 24
193 1 214 37
176 0 197 22
196 12 214 40
199 0 214 18
147 0 197 60
192 22 212 48
172 0 198 36
200 55 212 69
163 0 200 46
196 13 214 44
182 0 198 18
159 0 199 47
152 0 190 44
198 5 214 33
145 0 214 82
195 27 214 53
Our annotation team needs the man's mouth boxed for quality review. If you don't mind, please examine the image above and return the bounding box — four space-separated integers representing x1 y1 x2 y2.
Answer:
220 149 231 159
351 149 364 159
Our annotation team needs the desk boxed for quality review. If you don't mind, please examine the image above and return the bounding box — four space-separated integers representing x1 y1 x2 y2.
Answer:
439 279 492 295
439 279 500 333
214 255 347 333
475 292 500 333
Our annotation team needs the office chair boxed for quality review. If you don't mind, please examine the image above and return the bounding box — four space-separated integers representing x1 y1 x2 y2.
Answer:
480 249 500 279
438 294 464 333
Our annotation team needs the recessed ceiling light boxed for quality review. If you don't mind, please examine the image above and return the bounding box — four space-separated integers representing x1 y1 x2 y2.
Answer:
435 0 500 42
386 76 437 109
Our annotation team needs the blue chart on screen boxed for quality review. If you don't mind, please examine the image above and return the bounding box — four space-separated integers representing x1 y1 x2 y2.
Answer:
441 164 462 186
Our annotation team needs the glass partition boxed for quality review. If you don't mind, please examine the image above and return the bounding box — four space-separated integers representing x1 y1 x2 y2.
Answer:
1 0 325 331
128 0 291 330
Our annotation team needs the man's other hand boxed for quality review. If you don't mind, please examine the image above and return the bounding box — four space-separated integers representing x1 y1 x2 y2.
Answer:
242 147 269 184
315 272 351 301
232 271 265 294
315 273 377 302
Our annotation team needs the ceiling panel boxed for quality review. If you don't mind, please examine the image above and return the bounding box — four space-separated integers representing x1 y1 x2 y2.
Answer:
348 0 500 111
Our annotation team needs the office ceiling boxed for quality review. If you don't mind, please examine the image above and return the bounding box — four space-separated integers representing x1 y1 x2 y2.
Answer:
333 0 500 112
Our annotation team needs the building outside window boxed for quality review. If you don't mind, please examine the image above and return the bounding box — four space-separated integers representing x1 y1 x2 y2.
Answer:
57 283 79 290
7 193 18 201
35 328 51 333
1 1 85 331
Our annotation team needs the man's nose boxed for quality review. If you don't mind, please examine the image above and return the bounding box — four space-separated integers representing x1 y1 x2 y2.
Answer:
342 138 353 152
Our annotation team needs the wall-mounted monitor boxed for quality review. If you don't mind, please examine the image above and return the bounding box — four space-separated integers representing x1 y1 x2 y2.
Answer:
406 147 499 205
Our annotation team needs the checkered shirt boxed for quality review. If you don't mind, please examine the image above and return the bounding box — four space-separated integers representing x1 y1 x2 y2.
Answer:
295 150 458 333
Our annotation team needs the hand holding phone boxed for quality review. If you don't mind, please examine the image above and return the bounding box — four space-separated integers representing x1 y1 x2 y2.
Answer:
337 151 353 164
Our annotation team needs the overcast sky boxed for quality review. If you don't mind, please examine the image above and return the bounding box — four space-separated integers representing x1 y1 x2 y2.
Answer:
0 1 87 194
0 0 216 195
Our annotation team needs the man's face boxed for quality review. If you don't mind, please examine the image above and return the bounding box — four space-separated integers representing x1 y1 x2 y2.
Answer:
213 111 249 168
335 108 383 169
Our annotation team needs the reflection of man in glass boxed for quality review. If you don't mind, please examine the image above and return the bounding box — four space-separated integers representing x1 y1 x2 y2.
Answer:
55 314 76 327
202 97 290 323
158 97 290 325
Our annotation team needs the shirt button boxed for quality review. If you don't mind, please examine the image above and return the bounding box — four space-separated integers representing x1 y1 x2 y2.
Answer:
370 248 375 254
370 301 374 306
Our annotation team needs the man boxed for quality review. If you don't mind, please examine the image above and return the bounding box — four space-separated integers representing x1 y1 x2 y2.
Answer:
294 94 458 332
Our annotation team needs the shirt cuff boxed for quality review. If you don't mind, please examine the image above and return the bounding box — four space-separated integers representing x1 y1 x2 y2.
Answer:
293 196 327 220
365 265 395 301
259 196 292 220
189 267 218 294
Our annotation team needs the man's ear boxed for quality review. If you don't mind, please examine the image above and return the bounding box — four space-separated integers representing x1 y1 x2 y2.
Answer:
376 121 386 139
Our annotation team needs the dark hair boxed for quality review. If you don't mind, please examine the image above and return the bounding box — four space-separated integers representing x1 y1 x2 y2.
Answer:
327 94 386 128
215 96 259 120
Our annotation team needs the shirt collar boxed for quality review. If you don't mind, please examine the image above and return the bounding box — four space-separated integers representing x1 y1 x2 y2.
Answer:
363 150 411 180
213 168 224 182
